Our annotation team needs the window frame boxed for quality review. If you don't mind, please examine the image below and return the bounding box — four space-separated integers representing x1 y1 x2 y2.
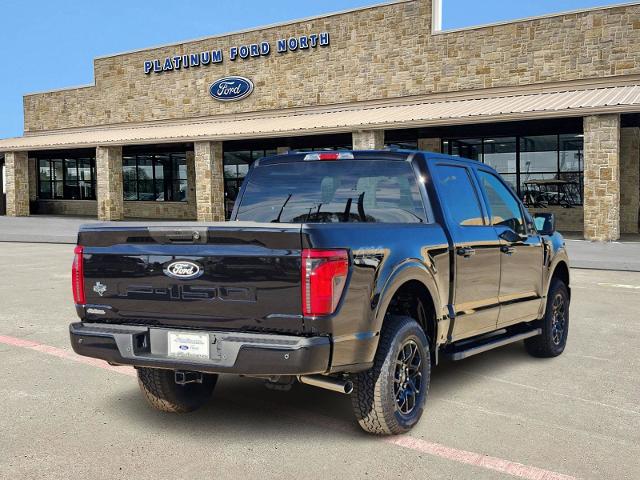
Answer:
37 155 96 201
123 152 188 203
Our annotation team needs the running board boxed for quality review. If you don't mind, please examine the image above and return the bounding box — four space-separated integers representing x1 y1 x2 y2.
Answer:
444 328 542 361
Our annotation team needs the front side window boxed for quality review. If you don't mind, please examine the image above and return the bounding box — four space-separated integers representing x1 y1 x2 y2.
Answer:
236 160 426 224
477 170 526 235
123 152 187 202
432 165 484 227
38 156 96 200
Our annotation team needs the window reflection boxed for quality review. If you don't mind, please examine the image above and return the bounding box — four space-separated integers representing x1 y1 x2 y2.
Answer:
442 133 584 206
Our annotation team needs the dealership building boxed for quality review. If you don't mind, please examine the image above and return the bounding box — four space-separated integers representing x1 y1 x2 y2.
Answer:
1 0 640 241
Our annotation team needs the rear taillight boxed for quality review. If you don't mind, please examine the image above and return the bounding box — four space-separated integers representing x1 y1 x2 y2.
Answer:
301 249 349 316
72 246 85 305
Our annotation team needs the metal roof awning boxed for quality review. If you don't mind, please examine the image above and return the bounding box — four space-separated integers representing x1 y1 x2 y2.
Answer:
2 84 640 152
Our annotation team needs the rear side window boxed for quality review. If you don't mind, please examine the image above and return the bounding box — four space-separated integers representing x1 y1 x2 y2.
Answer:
236 160 426 223
432 165 484 227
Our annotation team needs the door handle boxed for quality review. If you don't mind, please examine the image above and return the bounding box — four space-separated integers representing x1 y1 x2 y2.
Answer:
501 245 516 255
457 247 476 258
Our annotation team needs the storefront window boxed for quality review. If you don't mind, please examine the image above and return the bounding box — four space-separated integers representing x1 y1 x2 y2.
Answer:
123 152 187 202
38 154 96 200
442 133 584 206
223 149 277 218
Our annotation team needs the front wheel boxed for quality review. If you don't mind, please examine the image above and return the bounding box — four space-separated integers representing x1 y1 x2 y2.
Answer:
351 316 431 435
525 279 570 357
137 368 218 413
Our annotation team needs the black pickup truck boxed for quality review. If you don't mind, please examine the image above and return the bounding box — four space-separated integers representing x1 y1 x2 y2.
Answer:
70 150 570 435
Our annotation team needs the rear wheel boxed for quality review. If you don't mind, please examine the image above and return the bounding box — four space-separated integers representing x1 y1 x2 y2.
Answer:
525 279 570 358
137 368 218 413
351 316 431 435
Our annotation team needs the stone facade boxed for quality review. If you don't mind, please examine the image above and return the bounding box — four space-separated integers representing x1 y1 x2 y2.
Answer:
583 114 621 241
620 127 640 234
353 130 385 150
96 146 124 221
22 1 640 132
194 141 225 222
5 152 29 216
530 206 585 233
418 138 441 153
36 200 98 217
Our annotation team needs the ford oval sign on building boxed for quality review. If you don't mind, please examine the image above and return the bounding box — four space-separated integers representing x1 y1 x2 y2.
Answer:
209 76 254 102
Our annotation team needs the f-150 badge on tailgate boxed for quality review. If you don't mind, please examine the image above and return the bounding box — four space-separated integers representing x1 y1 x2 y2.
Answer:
164 260 203 280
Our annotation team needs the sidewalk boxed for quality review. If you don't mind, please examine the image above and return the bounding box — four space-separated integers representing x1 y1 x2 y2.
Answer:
1 216 639 272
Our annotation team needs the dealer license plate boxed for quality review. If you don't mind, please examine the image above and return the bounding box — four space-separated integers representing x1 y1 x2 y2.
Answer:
167 332 210 360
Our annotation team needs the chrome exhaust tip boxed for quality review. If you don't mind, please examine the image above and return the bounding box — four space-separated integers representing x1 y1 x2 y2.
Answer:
298 375 353 394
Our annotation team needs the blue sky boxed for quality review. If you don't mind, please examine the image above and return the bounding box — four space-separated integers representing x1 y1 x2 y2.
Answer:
0 0 625 138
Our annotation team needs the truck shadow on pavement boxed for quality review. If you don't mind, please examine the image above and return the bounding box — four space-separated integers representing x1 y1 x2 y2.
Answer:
105 342 539 438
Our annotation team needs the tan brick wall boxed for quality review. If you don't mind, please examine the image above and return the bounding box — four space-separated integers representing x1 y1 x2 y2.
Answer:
96 146 124 221
353 130 385 150
620 127 640 234
23 1 640 132
530 206 584 233
418 137 441 153
194 141 225 222
123 202 195 220
5 151 30 216
36 200 98 217
583 114 621 241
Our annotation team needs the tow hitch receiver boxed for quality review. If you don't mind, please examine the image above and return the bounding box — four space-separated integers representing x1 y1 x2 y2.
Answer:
175 370 204 385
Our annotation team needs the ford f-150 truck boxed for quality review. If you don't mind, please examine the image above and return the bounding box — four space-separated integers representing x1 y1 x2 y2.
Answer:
69 150 570 435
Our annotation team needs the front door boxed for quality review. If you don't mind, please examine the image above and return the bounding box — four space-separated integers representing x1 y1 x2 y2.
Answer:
431 163 502 341
0 157 6 216
475 169 544 327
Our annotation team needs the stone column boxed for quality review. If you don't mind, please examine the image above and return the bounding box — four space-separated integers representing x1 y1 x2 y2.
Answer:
620 127 640 234
353 130 384 150
418 138 442 153
5 151 30 217
194 141 225 222
583 114 621 241
96 146 124 221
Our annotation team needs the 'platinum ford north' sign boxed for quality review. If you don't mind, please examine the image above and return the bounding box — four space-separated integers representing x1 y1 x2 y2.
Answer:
143 32 330 74
209 77 254 102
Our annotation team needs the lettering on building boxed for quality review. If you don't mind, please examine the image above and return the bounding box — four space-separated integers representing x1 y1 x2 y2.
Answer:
144 32 330 74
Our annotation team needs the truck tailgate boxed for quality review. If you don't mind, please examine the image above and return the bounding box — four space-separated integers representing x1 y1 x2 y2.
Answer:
78 223 304 333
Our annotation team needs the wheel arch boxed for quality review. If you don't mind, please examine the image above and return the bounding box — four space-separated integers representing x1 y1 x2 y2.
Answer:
373 261 444 359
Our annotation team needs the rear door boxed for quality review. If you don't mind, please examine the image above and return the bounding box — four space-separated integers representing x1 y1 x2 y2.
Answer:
475 169 544 326
431 163 502 340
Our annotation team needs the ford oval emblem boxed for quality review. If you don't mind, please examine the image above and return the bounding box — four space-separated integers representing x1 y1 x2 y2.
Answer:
164 260 204 280
209 76 254 102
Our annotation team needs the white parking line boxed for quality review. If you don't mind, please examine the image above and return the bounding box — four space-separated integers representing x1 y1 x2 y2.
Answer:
0 334 578 480
597 282 640 289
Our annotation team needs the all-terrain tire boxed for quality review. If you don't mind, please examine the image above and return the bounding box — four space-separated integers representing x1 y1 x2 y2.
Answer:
525 279 570 358
351 315 431 435
137 368 218 413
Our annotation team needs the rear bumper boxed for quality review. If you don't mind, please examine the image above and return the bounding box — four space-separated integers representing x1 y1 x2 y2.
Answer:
69 322 330 375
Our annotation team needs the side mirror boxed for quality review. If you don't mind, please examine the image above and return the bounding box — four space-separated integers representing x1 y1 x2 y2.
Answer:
533 213 556 236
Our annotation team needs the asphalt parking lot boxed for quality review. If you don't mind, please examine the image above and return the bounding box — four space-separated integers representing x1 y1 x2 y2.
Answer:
1 243 638 480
